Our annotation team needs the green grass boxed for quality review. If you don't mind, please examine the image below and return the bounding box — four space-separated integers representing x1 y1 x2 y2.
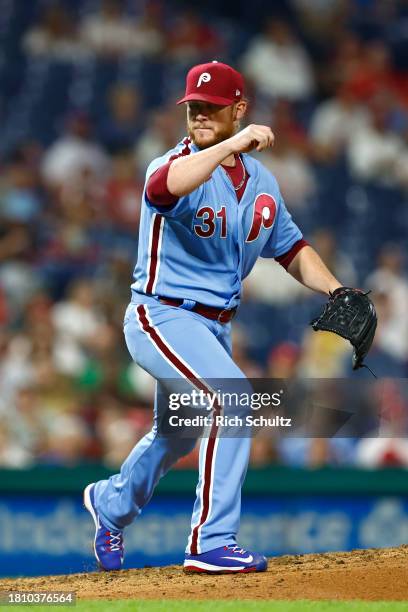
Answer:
5 601 408 611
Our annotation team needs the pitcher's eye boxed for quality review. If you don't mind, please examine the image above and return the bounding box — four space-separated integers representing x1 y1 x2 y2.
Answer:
189 103 203 114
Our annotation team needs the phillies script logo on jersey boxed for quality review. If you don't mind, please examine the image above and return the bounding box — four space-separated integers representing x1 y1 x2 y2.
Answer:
246 193 276 242
197 72 211 87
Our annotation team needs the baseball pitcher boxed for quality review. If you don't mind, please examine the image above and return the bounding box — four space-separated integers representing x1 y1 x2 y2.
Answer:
84 62 376 573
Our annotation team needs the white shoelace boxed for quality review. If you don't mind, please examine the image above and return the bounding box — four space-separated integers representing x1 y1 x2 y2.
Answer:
227 545 245 554
108 532 123 552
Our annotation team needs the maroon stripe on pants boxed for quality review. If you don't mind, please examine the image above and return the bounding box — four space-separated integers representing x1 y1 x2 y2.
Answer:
137 304 203 385
136 304 220 555
190 416 219 555
146 215 163 294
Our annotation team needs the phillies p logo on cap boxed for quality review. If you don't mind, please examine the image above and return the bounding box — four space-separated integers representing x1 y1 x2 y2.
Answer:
177 62 245 106
197 72 211 87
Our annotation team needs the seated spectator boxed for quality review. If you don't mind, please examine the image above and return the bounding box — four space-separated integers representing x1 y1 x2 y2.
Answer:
0 151 42 317
298 328 350 377
96 402 151 468
42 410 90 466
22 3 87 62
125 363 155 404
356 438 408 467
37 183 104 299
342 41 408 107
0 329 35 405
241 18 315 101
125 0 164 58
98 84 143 153
366 245 408 363
310 86 369 162
80 0 163 59
243 259 306 306
134 105 185 174
104 150 143 231
323 31 364 94
52 279 105 376
8 386 48 463
42 111 109 190
323 35 408 109
346 91 408 187
356 382 408 465
0 421 33 467
0 148 43 224
291 0 347 45
310 228 357 287
167 9 223 64
260 100 316 210
231 325 264 377
93 249 138 316
250 431 278 467
266 342 300 379
77 320 127 394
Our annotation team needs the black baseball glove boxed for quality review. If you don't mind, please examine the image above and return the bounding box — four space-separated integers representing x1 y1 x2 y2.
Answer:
310 287 377 371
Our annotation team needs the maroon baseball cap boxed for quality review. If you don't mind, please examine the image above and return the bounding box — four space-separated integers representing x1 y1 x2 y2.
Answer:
177 61 245 106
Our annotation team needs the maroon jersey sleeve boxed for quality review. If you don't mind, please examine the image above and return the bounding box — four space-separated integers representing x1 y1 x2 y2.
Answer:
145 161 178 206
275 238 309 270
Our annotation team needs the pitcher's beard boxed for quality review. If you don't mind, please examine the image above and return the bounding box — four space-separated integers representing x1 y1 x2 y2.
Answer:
188 124 235 150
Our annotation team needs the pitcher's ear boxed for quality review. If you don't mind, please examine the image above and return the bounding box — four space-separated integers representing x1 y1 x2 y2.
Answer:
234 99 248 121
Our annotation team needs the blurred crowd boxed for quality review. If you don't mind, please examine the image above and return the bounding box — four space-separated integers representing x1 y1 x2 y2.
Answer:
0 0 407 469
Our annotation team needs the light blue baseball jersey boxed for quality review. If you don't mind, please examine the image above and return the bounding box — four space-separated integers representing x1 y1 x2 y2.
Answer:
131 137 302 308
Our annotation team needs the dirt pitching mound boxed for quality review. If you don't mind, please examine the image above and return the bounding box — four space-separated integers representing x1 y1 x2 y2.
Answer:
2 547 408 601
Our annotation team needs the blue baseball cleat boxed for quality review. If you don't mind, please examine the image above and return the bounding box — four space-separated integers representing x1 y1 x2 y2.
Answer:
83 483 124 571
184 545 268 573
